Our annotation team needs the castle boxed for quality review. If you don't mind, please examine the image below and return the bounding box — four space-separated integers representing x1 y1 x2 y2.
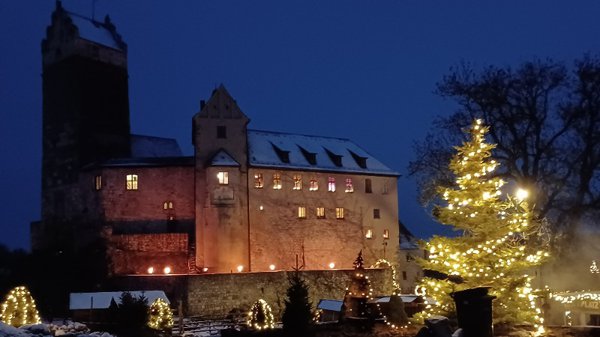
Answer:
32 2 401 276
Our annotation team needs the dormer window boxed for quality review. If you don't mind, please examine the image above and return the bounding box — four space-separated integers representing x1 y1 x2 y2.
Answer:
217 171 229 185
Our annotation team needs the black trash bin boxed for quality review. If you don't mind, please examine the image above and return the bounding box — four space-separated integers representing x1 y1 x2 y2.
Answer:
451 287 496 337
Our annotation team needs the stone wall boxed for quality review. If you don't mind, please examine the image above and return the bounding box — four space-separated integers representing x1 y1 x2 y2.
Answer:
109 233 189 275
186 268 394 318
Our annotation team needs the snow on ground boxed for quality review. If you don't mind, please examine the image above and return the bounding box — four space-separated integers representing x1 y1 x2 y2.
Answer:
0 322 116 337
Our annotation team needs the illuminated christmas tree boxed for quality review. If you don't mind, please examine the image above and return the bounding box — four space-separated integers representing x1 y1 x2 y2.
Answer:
340 251 374 327
415 119 548 334
247 299 275 330
147 298 173 331
0 286 41 327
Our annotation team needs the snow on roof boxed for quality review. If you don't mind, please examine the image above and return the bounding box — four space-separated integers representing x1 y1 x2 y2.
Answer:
210 149 240 167
372 295 421 303
131 134 182 158
69 291 169 310
317 299 343 312
67 12 123 50
248 130 398 176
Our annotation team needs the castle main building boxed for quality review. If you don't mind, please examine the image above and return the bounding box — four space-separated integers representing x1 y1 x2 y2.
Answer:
33 2 400 275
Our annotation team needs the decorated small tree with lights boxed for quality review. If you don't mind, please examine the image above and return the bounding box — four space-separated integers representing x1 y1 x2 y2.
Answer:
148 298 173 331
248 299 275 330
0 286 41 327
415 119 548 334
340 251 375 330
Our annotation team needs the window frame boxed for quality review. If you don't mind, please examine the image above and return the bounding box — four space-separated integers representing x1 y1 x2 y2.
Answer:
217 171 229 185
297 206 306 219
273 173 282 190
328 177 336 192
126 174 138 190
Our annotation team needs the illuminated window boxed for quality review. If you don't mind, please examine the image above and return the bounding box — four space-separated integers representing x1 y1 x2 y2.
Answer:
254 173 264 188
94 175 102 190
163 201 174 210
316 207 325 218
298 206 306 219
365 178 372 193
309 179 319 191
345 178 354 193
293 175 302 190
273 173 282 190
373 209 380 219
383 229 390 239
365 229 373 239
217 171 229 185
336 207 344 219
328 177 336 192
126 174 138 190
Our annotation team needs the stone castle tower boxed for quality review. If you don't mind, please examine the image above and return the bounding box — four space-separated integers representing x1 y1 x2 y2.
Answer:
35 1 131 250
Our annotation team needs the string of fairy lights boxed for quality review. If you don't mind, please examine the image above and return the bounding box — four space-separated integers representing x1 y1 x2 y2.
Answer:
147 298 174 330
247 299 275 330
414 119 547 337
0 286 41 327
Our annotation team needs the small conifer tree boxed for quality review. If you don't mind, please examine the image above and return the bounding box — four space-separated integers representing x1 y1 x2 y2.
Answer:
282 272 313 335
386 289 408 327
340 251 374 330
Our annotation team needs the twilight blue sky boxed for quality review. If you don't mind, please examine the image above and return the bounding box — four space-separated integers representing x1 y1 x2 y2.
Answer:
1 1 600 250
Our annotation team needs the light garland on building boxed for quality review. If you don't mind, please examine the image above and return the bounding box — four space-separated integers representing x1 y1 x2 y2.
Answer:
147 298 173 330
414 119 548 336
0 286 41 327
371 259 400 290
590 260 599 274
247 299 275 330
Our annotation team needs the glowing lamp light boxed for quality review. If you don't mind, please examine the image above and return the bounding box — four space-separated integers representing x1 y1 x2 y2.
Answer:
269 264 276 271
147 266 155 274
516 188 529 201
259 205 264 211
237 265 244 272
202 267 209 272
328 262 335 269
163 266 172 274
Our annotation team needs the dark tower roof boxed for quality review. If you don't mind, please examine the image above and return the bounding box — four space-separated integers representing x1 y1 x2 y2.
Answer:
42 1 127 67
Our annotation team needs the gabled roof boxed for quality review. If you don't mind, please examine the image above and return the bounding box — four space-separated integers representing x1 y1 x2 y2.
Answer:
209 149 240 167
195 84 249 121
131 134 182 158
399 220 419 250
248 130 398 176
69 291 169 310
65 11 125 51
317 299 343 312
